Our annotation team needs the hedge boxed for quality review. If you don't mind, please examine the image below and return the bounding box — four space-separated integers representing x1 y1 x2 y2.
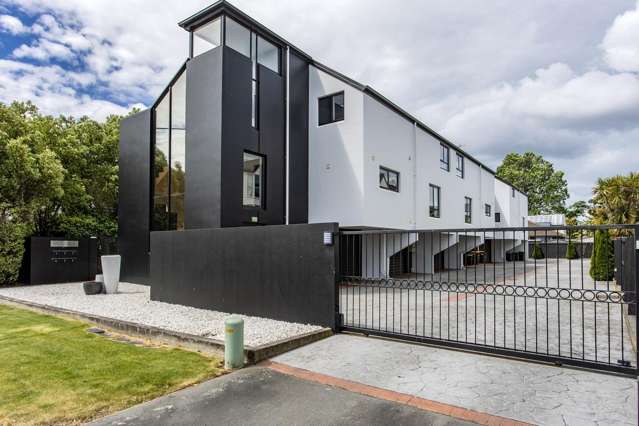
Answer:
589 229 614 281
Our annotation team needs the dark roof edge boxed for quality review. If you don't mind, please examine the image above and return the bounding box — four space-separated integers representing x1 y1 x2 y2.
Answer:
177 1 526 196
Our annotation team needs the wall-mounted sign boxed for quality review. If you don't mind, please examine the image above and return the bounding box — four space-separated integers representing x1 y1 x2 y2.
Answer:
50 240 79 248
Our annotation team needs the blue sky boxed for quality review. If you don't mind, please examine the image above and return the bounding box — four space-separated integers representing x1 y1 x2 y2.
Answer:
0 0 638 203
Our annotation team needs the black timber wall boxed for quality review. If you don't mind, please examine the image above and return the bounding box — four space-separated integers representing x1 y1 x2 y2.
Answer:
288 51 309 224
150 223 339 328
185 47 223 230
221 46 285 227
119 110 151 284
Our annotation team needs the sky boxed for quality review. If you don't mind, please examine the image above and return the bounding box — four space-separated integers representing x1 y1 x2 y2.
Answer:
0 0 638 204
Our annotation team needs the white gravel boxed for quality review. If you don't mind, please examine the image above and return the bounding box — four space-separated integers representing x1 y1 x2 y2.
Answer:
0 282 324 347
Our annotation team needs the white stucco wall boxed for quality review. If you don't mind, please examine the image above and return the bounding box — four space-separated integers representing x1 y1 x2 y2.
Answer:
307 65 528 231
308 65 365 226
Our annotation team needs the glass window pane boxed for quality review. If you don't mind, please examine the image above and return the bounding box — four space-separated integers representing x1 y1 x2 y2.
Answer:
318 96 332 125
257 35 279 73
225 17 251 58
170 72 186 231
193 17 221 57
251 80 258 128
153 93 170 231
243 152 263 207
333 93 344 121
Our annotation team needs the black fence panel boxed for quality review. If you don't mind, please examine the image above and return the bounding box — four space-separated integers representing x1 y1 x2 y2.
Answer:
150 223 339 328
338 225 638 376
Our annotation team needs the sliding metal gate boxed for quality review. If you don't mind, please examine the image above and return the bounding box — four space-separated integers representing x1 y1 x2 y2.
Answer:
337 225 638 376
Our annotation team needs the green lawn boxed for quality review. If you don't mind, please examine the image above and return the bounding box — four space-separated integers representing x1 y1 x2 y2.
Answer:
0 303 223 425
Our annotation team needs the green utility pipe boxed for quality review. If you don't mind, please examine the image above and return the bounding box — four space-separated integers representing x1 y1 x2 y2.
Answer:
224 316 244 369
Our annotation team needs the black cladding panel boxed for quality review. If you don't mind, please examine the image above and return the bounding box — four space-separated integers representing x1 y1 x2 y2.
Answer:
288 51 309 224
185 47 224 230
118 109 151 284
150 223 338 328
220 46 258 227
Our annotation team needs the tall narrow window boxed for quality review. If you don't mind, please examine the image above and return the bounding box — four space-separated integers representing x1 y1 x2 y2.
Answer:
152 94 170 231
379 166 399 192
318 92 344 125
495 212 501 222
257 35 280 73
250 32 258 128
440 144 450 171
243 152 264 207
456 153 464 178
512 187 516 198
464 197 472 224
192 17 221 57
169 72 186 231
429 184 440 218
484 203 491 217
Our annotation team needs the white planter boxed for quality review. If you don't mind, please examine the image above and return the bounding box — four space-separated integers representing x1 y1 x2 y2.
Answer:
101 255 121 294
95 274 103 282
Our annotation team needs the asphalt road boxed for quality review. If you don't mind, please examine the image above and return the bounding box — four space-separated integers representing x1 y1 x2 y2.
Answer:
91 366 473 426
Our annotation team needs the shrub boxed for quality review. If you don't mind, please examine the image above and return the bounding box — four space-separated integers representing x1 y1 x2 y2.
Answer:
565 240 579 259
0 221 27 285
531 242 545 259
589 230 614 281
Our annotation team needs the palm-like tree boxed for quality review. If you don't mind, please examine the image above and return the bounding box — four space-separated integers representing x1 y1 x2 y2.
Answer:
590 172 639 228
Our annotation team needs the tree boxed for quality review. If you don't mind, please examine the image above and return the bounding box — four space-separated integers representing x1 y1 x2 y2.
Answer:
589 230 614 281
565 240 579 259
496 152 569 215
531 242 545 259
590 172 639 226
0 101 126 284
565 200 589 226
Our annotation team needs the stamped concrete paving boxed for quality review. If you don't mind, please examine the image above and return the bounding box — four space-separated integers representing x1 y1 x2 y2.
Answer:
274 334 637 426
91 366 473 426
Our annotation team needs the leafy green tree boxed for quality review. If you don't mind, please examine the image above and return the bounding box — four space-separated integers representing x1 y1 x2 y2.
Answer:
496 152 569 215
589 230 614 281
0 101 126 284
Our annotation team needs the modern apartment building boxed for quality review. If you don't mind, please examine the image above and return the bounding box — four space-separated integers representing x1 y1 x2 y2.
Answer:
118 0 528 284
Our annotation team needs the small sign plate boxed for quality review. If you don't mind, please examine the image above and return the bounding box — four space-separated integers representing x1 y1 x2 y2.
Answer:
50 240 79 248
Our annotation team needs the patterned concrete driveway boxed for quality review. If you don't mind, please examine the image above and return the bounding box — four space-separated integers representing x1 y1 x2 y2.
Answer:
340 259 636 370
274 334 637 426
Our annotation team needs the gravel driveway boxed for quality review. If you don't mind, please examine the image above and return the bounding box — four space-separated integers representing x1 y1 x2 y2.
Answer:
0 282 323 347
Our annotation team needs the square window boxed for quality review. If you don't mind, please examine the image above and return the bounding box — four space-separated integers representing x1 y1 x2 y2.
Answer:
225 17 251 58
318 92 345 125
429 184 440 218
193 18 222 57
440 144 450 171
243 152 264 208
379 166 399 192
257 35 280 73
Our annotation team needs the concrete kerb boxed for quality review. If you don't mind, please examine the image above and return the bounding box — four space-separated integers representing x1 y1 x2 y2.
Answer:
0 294 332 363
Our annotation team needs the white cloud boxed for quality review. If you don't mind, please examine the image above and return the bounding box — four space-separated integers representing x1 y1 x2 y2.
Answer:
0 14 27 34
602 1 639 72
1 0 638 203
13 39 75 61
0 59 142 120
